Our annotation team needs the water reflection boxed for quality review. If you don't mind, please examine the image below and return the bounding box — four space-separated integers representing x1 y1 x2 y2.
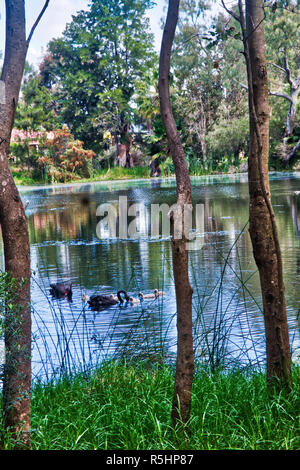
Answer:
1 173 300 378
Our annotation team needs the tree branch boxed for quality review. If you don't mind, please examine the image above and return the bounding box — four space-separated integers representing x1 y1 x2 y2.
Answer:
233 78 293 104
286 139 300 163
26 0 50 46
269 90 294 104
232 78 248 91
269 62 286 74
221 0 240 23
283 51 293 88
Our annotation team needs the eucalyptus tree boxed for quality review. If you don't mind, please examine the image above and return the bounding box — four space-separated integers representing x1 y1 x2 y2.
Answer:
265 1 300 162
159 0 194 426
0 0 49 447
222 0 292 390
205 1 299 166
172 0 223 165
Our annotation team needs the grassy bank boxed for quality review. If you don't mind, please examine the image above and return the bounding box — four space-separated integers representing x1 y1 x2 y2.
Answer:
11 165 231 186
12 166 155 186
1 361 299 450
12 164 295 187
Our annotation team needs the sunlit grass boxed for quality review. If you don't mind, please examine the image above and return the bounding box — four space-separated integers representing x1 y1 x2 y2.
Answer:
12 166 152 186
11 163 249 186
1 361 298 450
91 166 151 181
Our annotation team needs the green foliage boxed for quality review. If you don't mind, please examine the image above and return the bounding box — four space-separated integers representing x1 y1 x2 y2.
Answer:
206 115 250 165
134 67 160 132
1 361 299 449
0 271 7 338
15 70 58 131
10 142 29 166
95 165 150 180
167 0 299 169
171 0 223 165
10 0 300 175
40 0 157 152
265 1 300 72
10 165 151 185
10 129 96 183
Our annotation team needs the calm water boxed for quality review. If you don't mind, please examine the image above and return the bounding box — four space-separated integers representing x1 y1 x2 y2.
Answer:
1 172 300 379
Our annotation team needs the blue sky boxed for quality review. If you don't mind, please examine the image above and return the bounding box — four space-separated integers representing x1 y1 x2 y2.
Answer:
0 0 165 66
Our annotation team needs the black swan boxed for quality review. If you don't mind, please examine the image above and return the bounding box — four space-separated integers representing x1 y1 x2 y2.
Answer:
50 282 72 299
87 290 130 311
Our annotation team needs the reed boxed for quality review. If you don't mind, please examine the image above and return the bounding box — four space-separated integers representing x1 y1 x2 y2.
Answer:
1 360 299 450
25 221 300 381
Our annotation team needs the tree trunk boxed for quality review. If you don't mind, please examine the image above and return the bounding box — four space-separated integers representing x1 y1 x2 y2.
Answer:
0 0 49 447
285 87 299 138
241 0 292 390
123 124 133 168
158 0 194 426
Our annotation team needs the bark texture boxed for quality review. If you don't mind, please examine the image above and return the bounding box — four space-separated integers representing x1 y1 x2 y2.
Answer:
0 0 49 447
158 0 194 425
242 0 291 389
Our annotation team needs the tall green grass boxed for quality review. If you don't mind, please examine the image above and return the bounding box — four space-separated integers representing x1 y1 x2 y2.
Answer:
1 361 298 450
93 166 151 181
12 166 152 186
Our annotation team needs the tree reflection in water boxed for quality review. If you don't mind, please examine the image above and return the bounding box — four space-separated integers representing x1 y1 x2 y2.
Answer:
0 174 299 379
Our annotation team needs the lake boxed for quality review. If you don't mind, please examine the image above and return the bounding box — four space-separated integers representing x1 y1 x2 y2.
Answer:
1 172 300 380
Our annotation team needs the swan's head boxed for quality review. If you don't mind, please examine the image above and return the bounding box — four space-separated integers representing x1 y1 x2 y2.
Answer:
138 292 144 299
117 290 130 303
154 289 159 297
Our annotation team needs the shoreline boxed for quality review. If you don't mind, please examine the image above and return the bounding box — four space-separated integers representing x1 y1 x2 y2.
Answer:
15 169 299 192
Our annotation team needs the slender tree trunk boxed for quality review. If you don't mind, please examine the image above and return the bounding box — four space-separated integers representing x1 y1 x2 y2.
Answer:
285 89 298 138
0 0 49 447
158 0 194 426
283 53 300 138
124 124 133 168
241 0 292 390
282 84 300 165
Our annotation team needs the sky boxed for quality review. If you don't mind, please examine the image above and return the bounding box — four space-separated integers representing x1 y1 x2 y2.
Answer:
0 0 165 67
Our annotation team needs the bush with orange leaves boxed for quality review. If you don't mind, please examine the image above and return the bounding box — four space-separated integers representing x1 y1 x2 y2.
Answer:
37 128 96 182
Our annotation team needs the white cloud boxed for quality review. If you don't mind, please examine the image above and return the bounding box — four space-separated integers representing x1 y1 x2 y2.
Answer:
26 0 89 65
0 0 89 66
147 0 165 51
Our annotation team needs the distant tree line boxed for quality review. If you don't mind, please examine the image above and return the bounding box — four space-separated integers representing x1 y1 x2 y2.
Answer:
11 0 299 181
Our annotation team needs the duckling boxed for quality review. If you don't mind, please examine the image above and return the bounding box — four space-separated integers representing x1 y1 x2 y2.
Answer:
138 289 165 300
138 292 155 300
129 296 141 305
154 288 165 298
